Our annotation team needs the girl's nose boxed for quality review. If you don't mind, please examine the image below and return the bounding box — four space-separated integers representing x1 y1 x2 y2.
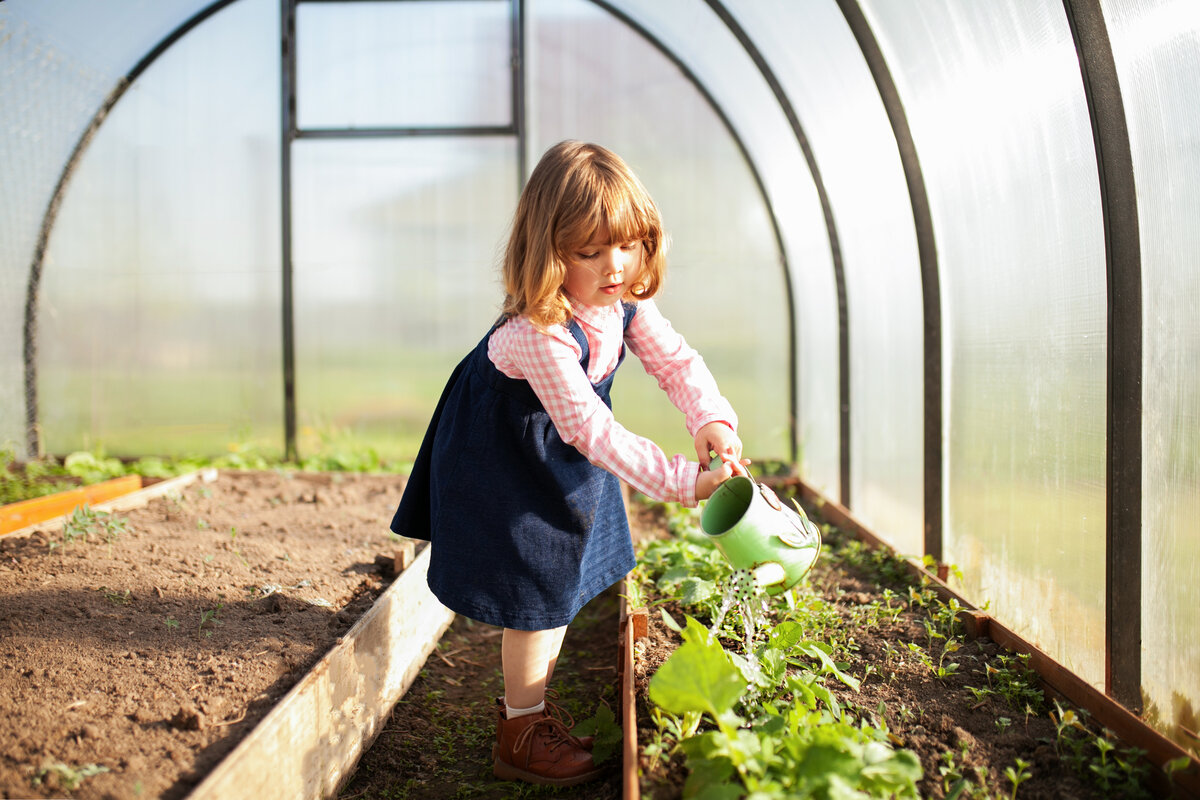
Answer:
604 249 624 276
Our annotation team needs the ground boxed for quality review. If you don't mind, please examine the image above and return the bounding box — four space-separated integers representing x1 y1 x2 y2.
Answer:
0 471 1170 799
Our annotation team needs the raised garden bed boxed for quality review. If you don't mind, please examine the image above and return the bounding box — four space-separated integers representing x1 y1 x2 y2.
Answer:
623 484 1199 800
0 469 451 799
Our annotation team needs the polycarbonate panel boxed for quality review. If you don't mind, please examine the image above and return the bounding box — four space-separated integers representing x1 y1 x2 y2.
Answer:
864 0 1108 685
728 0 924 554
598 0 840 488
37 0 283 457
0 0 216 452
296 0 512 130
1106 0 1200 748
292 138 517 460
528 0 787 463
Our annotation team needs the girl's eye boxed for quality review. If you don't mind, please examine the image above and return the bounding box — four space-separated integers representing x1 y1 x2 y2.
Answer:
621 242 639 251
578 252 598 260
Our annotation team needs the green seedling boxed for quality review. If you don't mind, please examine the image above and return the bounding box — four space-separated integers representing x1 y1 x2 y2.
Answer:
1004 757 1032 798
228 526 250 567
198 602 224 637
31 761 109 792
165 616 179 630
56 505 128 556
102 588 131 605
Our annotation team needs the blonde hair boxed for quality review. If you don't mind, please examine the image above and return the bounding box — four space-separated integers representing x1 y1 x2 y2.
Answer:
501 141 668 328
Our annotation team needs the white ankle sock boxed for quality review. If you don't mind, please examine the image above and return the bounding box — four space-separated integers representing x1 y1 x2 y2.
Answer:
506 700 545 719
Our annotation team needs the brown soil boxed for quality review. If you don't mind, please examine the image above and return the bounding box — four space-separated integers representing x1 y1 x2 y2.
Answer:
0 470 404 800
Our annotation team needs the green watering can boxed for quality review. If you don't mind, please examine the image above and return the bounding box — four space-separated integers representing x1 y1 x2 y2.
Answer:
699 474 822 595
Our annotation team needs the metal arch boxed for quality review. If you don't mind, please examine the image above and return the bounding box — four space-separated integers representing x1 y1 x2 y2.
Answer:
1060 0 1143 713
836 0 944 563
21 0 243 459
702 1 851 505
585 0 799 466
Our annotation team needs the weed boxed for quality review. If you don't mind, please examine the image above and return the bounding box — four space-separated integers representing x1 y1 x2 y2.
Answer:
165 616 179 630
31 761 109 791
101 588 132 605
1003 757 1032 798
229 526 249 567
54 505 128 556
198 603 223 637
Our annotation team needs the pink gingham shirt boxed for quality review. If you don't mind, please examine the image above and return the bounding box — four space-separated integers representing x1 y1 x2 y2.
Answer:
488 298 737 507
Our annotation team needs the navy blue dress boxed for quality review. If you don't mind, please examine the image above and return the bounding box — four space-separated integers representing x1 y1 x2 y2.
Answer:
390 304 637 630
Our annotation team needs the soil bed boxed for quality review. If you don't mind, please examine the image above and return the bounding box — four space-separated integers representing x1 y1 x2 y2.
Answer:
0 469 406 800
629 500 1157 800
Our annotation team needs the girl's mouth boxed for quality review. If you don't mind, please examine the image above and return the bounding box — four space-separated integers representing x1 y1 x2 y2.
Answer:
601 283 623 294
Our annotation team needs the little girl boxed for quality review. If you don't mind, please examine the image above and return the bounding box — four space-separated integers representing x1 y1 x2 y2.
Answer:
390 140 747 786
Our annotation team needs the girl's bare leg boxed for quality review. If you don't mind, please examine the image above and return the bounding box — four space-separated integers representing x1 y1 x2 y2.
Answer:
502 626 568 711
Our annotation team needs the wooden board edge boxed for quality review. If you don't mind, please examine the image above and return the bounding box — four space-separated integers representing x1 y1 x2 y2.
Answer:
1 475 143 534
620 579 641 800
185 543 455 800
1 469 219 540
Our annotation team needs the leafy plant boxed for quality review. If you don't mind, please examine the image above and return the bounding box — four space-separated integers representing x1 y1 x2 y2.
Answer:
53 505 128 556
571 704 622 765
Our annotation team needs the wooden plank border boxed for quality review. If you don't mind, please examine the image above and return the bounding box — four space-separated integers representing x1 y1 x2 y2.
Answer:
618 581 644 800
1 469 219 539
1 475 142 534
186 542 455 800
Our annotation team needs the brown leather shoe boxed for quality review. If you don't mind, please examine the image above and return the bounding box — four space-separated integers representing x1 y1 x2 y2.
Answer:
493 695 594 750
493 706 604 786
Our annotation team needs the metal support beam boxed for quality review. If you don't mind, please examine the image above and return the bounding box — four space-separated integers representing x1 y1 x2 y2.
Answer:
1062 0 1143 712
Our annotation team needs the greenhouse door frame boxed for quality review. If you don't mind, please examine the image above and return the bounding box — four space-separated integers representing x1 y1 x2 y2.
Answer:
279 0 529 462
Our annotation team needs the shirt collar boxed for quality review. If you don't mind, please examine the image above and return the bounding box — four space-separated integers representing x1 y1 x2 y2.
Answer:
568 297 623 331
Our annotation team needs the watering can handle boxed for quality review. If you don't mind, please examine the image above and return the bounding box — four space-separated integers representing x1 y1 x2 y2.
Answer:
707 451 750 477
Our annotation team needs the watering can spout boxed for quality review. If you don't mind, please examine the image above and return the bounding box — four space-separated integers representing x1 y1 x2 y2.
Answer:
698 476 821 595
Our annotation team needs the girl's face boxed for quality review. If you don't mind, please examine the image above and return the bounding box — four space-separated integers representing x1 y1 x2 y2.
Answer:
563 226 643 308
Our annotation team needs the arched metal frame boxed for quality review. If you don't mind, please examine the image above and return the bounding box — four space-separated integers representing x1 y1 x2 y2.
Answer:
20 0 242 459
835 0 943 563
585 0 800 466
703 0 851 508
15 0 1149 715
1061 0 1143 712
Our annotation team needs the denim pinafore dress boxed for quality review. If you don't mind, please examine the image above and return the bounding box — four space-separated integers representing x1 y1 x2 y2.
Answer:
390 303 637 630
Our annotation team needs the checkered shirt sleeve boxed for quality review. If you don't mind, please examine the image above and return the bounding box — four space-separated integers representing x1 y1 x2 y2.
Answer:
487 301 737 507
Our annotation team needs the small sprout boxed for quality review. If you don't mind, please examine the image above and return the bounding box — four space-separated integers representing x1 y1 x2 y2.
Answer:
102 588 131 605
1004 757 1032 799
198 603 224 637
32 761 109 791
165 617 179 630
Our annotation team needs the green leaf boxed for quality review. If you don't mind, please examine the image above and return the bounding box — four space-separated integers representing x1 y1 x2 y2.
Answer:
767 620 805 650
649 632 746 720
681 576 717 605
797 642 861 692
572 704 622 765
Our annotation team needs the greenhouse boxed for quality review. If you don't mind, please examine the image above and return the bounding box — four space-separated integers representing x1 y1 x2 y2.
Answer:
1 0 1198 798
